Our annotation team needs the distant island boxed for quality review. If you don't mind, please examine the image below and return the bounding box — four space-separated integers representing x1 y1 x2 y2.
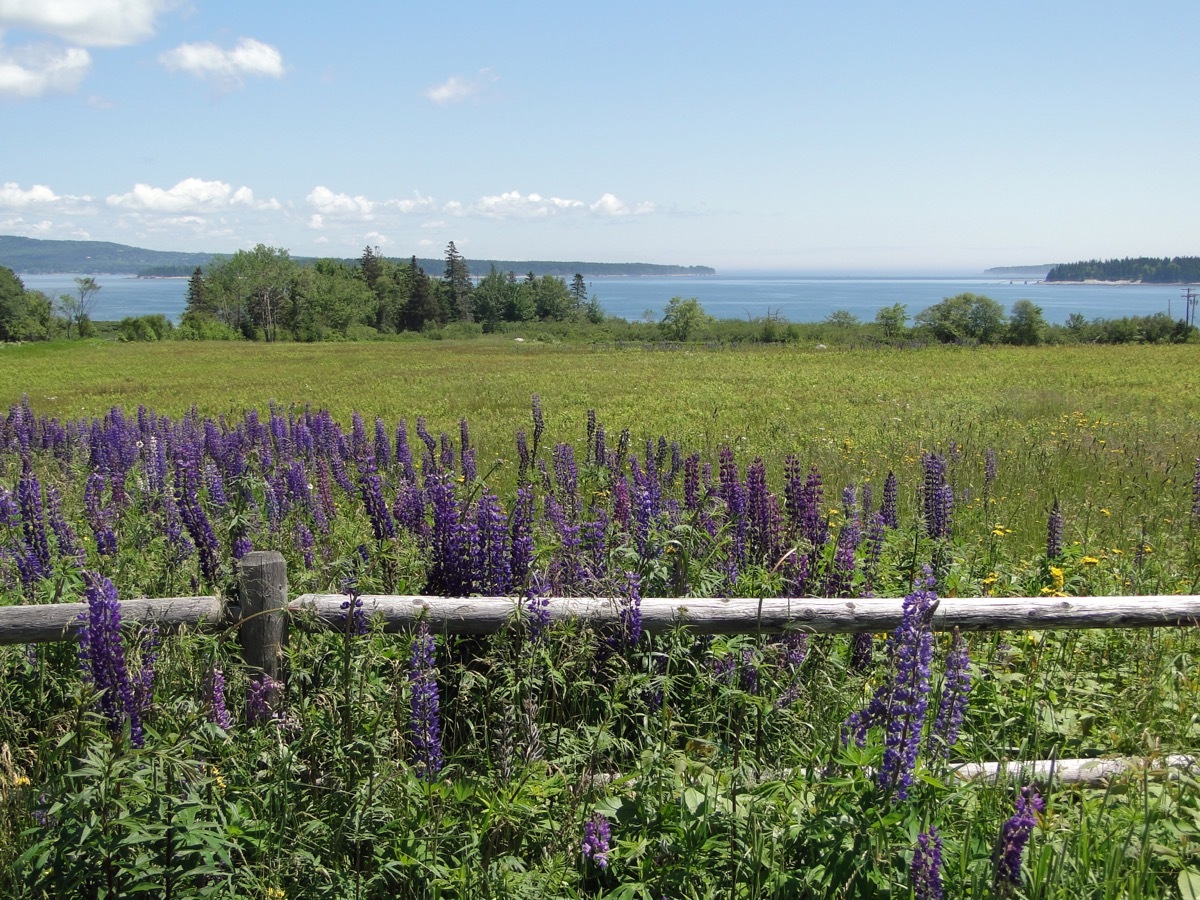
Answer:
0 235 714 279
1046 256 1200 284
983 264 1054 279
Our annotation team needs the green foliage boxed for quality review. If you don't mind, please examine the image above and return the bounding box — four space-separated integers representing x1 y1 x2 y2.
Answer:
1048 256 1200 283
117 314 175 342
1008 299 1048 345
0 268 54 341
915 292 1007 344
660 296 715 341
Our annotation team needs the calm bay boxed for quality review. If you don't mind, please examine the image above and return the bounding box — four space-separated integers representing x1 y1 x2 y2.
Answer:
18 273 1190 327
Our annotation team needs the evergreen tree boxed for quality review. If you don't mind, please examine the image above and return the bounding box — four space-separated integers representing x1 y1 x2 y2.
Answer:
185 267 208 317
443 241 473 322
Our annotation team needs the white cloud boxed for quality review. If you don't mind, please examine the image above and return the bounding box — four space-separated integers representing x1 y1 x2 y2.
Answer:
423 68 498 105
308 213 324 230
466 191 585 219
106 177 276 213
306 185 374 217
364 230 388 247
0 181 92 210
0 42 89 97
0 0 169 47
159 37 284 87
437 190 654 221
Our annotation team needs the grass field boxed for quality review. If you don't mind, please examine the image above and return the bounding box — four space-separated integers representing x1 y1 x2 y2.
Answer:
1 339 1198 897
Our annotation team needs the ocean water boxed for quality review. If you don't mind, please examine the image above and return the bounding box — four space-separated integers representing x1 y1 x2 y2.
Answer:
17 273 1189 327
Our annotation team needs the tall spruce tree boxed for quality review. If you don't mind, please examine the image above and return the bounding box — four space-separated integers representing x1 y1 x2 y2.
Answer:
443 241 473 322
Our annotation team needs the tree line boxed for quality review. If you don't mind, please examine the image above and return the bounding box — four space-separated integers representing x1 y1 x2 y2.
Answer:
1046 256 1200 283
179 243 604 341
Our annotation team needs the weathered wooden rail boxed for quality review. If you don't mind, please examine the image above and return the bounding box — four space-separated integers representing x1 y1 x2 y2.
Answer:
3 551 1197 784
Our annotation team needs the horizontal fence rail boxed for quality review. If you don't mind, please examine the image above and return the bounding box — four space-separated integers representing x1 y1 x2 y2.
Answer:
5 592 1200 647
288 593 1200 636
0 596 224 646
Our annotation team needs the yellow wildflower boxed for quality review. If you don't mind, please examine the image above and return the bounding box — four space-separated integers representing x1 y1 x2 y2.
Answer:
1080 556 1099 565
1049 566 1064 593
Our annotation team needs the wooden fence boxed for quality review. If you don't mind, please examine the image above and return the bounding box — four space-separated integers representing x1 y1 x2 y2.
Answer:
2 550 1198 785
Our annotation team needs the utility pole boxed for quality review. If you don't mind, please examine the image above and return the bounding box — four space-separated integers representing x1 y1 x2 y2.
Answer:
1182 287 1198 329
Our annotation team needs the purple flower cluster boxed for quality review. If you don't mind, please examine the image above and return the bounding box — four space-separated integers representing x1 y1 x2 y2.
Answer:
77 573 143 747
209 667 232 729
911 827 944 900
409 621 444 781
246 673 282 724
995 786 1043 890
843 574 938 800
582 814 612 869
931 628 971 756
921 453 952 539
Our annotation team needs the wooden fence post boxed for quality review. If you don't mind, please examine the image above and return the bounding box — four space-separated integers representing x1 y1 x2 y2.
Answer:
239 550 288 682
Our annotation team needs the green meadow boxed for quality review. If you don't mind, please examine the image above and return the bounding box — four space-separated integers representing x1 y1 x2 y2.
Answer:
2 339 1199 897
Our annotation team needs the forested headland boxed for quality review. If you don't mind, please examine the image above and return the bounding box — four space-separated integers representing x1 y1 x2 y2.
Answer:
1046 256 1200 283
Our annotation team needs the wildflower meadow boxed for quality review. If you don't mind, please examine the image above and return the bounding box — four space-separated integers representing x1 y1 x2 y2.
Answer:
0 341 1198 898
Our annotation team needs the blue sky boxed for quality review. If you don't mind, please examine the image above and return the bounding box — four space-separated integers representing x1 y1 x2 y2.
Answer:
2 0 1198 272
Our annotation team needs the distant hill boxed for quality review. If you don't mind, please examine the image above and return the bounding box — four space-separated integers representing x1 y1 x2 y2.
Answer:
0 235 714 279
983 264 1055 278
1046 257 1200 283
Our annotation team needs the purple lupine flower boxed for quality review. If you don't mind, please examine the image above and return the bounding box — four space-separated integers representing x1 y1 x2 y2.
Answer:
18 462 51 573
850 633 874 672
582 814 612 869
911 827 944 900
359 470 396 541
439 432 455 471
0 486 19 526
881 471 899 528
409 621 444 780
922 453 952 539
612 476 631 530
415 416 437 471
1046 499 1063 560
233 535 253 560
683 453 701 512
77 573 143 747
546 495 582 590
46 483 83 564
801 467 828 549
931 628 971 756
395 419 414 483
745 457 776 562
425 474 472 596
985 447 997 485
294 522 316 569
474 491 511 595
374 417 392 469
203 462 228 509
553 443 579 510
995 787 1043 890
842 574 938 800
174 453 221 586
246 673 282 724
133 624 158 715
585 409 597 464
863 511 886 590
209 667 232 729
631 482 656 561
509 484 535 588
459 418 472 477
616 570 642 649
523 577 551 638
877 577 937 798
591 422 607 470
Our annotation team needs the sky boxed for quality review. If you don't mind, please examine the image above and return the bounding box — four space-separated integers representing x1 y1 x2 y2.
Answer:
2 0 1199 273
